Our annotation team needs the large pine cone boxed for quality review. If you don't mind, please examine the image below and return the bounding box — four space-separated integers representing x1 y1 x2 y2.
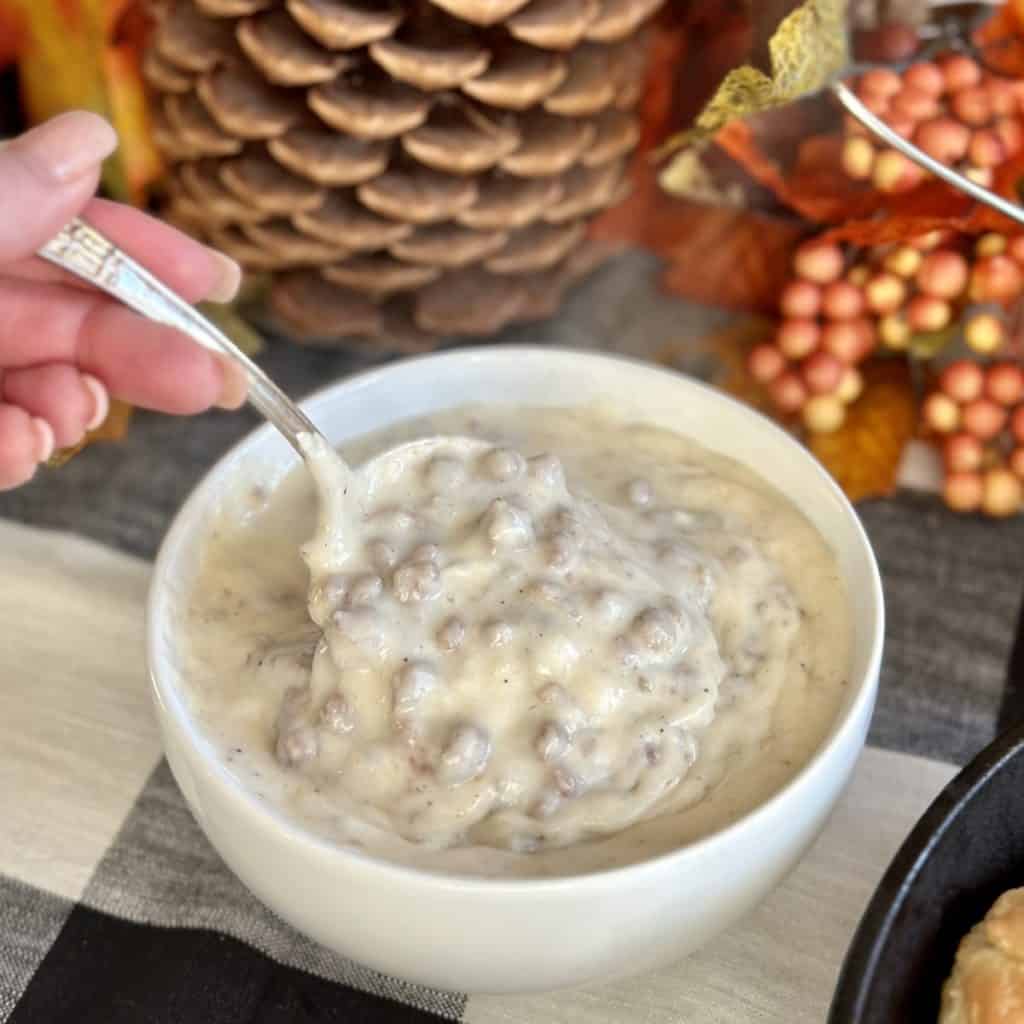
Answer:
144 0 664 350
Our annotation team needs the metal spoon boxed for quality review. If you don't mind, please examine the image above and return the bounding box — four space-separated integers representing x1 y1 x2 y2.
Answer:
37 216 324 456
833 81 1024 228
38 217 489 490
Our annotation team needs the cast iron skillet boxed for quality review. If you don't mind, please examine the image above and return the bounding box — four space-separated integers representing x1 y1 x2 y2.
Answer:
828 722 1024 1022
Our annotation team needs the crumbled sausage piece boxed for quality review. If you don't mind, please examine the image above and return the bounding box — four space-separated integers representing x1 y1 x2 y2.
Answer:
393 663 439 716
482 620 512 647
482 498 534 549
527 453 564 488
276 726 318 768
368 540 397 570
438 723 491 784
531 789 561 818
347 574 383 606
482 447 524 481
437 617 465 652
410 542 443 566
546 533 578 572
535 721 569 762
625 478 652 506
392 560 442 602
320 693 356 733
426 456 466 490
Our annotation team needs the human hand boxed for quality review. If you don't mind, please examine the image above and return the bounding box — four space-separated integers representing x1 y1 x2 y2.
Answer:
0 110 248 490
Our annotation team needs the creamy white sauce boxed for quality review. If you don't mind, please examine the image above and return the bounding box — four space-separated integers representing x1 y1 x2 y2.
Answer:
182 403 851 878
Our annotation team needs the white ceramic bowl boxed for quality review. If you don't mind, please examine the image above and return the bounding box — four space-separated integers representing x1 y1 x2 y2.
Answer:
148 346 883 995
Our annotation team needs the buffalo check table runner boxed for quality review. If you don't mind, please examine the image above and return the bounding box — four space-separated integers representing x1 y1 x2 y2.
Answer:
1 258 1023 1023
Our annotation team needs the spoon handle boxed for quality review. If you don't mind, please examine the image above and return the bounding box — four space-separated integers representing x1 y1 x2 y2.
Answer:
37 217 321 455
833 81 1024 228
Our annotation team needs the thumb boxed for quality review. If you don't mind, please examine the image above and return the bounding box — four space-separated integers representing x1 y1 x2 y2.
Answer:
0 111 118 263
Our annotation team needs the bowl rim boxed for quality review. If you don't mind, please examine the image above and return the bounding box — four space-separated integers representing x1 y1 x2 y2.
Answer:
827 719 1024 1021
148 344 884 892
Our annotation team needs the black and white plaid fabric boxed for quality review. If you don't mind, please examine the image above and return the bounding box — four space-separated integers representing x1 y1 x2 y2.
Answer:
2 255 1022 1022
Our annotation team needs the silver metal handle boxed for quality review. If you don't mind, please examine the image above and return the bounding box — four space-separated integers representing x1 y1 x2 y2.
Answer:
832 80 1024 227
37 217 323 455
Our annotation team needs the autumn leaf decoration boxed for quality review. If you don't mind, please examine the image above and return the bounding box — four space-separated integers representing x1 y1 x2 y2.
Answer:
0 0 162 205
686 0 850 142
808 360 917 503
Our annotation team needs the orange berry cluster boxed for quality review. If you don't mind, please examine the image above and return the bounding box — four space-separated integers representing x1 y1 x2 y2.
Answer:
747 239 872 435
748 229 1019 431
749 227 1024 434
924 360 1024 516
872 231 1024 354
841 55 1024 193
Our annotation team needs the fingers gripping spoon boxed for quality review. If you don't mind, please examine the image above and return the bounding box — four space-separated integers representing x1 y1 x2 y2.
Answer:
38 217 491 566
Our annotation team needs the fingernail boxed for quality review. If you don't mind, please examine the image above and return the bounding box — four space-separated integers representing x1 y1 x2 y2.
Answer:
31 417 55 463
215 357 248 411
206 250 242 304
12 111 118 184
80 373 110 432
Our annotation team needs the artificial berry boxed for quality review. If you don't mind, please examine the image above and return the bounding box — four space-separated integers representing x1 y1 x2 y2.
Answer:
987 78 1019 116
995 117 1023 156
777 319 820 359
951 86 992 126
780 280 822 319
970 255 1024 302
944 432 984 473
802 351 845 395
883 114 917 139
865 272 907 314
964 312 1007 355
857 68 903 98
944 471 984 511
916 250 969 299
982 467 1022 517
822 281 866 319
914 118 970 163
794 241 844 284
941 54 982 92
1012 405 1024 444
878 312 911 350
968 129 1005 168
913 230 953 251
985 362 1024 406
841 137 876 180
837 366 864 404
771 372 808 414
961 397 1007 440
747 344 787 384
883 245 923 277
845 113 870 138
940 360 985 402
1008 234 1024 263
873 150 925 192
964 166 994 188
822 318 875 363
860 91 892 118
892 86 941 122
903 62 944 96
907 294 953 332
976 233 1007 257
802 395 846 433
923 392 961 433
